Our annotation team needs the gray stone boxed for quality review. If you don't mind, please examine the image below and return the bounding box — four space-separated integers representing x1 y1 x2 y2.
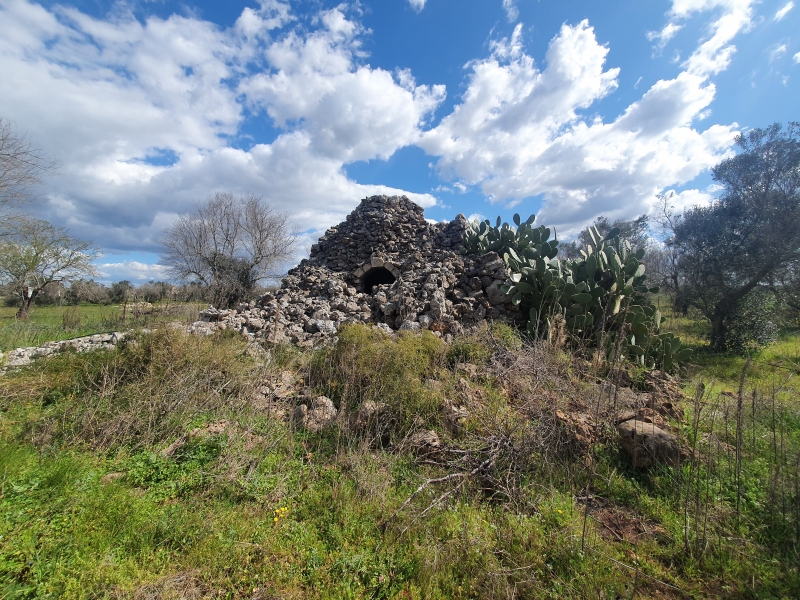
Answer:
485 281 511 305
375 323 394 335
418 314 434 329
294 396 338 432
405 430 441 456
315 320 338 336
353 400 392 433
194 195 526 348
247 317 265 331
442 402 469 434
399 320 421 332
617 419 681 468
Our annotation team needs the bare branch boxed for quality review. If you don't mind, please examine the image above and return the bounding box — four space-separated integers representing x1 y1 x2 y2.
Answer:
0 117 58 212
161 192 298 307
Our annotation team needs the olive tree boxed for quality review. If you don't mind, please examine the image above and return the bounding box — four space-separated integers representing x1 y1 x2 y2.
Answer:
0 218 100 319
161 193 298 308
667 122 800 351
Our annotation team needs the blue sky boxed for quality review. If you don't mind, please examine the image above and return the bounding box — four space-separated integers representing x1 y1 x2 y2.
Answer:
0 0 797 282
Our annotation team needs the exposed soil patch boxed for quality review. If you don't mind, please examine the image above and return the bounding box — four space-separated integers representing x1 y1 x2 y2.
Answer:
580 496 668 545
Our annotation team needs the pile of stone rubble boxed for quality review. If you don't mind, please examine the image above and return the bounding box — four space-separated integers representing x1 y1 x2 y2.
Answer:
196 195 523 347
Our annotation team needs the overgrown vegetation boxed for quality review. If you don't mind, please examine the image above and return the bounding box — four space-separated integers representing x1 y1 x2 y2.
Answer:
657 122 800 352
464 213 691 371
0 303 203 352
1 321 798 598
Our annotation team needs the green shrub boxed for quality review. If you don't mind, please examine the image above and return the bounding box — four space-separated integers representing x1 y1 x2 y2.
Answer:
125 437 224 500
446 339 491 366
309 324 446 433
489 322 523 351
61 306 81 330
31 328 260 451
725 289 779 354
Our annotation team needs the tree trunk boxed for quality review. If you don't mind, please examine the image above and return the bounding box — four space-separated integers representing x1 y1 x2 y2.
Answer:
710 312 727 352
708 263 777 352
16 294 34 320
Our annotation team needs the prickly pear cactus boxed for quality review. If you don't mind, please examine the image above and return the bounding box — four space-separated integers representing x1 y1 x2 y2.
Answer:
466 215 691 371
462 214 554 259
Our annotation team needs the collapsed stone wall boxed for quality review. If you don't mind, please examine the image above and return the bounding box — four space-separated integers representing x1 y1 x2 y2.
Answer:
201 195 523 346
1 332 129 370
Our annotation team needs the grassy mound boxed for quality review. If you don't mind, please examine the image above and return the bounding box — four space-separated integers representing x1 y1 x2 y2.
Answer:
0 324 798 598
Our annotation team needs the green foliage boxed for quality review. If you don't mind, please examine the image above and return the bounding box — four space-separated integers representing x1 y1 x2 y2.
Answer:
309 324 447 432
60 306 81 330
467 214 691 370
560 214 650 260
26 328 259 451
125 438 224 500
0 321 799 597
446 323 522 366
667 122 800 351
724 289 779 355
0 217 100 318
0 302 204 352
463 212 557 260
446 339 492 366
488 322 523 351
205 252 259 309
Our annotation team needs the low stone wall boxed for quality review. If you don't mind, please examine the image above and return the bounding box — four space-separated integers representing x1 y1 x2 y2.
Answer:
1 331 130 368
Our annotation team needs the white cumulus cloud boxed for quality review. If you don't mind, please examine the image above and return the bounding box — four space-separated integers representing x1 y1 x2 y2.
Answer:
0 0 443 256
775 1 794 20
407 0 427 12
502 0 519 22
657 188 715 213
770 44 788 61
667 0 755 76
98 260 169 283
647 22 683 47
420 4 743 233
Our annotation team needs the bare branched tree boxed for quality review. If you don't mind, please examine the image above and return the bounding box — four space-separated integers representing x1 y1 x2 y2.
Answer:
0 218 100 319
161 192 298 307
0 117 58 214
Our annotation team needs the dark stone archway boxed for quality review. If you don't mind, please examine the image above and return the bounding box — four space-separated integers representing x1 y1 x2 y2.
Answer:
362 266 396 293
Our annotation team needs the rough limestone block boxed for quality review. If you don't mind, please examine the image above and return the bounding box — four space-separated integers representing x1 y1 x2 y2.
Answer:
617 419 680 468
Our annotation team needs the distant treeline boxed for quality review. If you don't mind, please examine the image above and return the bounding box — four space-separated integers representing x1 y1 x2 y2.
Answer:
1 279 274 308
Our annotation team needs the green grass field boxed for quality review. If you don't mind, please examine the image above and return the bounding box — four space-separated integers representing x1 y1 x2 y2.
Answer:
0 303 204 352
0 308 798 598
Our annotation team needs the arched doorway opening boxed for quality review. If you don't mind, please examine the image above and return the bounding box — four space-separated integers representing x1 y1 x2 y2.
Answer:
362 267 396 294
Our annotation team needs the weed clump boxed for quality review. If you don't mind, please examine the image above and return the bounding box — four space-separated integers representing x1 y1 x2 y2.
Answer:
27 328 264 451
446 322 523 366
447 338 491 366
309 324 447 436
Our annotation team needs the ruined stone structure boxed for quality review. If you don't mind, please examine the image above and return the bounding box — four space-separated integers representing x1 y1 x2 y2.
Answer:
201 195 523 346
